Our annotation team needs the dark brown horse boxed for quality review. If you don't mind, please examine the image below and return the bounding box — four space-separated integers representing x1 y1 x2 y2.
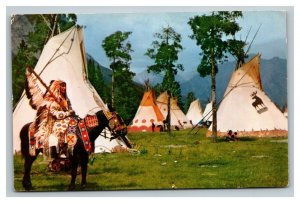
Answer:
20 110 131 191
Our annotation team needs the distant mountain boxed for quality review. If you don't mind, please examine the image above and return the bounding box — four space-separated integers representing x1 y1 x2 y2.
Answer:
180 56 287 109
180 61 236 108
133 69 190 85
11 15 34 56
132 57 287 110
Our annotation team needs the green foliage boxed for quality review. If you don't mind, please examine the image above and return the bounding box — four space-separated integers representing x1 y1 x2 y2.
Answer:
87 58 111 103
114 69 142 124
14 129 288 191
12 40 37 106
188 11 244 140
145 26 184 102
102 31 133 106
102 31 133 72
227 39 247 68
102 31 142 124
188 11 243 77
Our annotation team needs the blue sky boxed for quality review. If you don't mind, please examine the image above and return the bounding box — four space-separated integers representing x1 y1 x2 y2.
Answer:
77 11 287 74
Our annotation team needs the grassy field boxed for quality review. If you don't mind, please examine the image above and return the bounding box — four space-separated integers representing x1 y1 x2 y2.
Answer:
13 128 288 191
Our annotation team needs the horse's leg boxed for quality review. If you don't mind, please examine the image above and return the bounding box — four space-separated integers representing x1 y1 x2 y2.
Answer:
22 152 38 190
69 155 78 190
80 152 89 189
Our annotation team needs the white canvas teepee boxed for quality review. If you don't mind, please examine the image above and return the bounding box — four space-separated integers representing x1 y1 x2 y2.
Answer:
202 101 213 123
186 99 203 126
12 26 127 153
128 89 164 132
94 128 128 153
207 54 288 137
156 91 192 129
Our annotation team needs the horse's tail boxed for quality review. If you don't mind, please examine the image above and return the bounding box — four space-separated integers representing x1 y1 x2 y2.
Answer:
20 123 31 159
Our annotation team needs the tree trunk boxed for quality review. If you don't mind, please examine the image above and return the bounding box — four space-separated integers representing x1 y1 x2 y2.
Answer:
167 90 171 135
211 51 217 142
166 34 171 135
111 60 115 107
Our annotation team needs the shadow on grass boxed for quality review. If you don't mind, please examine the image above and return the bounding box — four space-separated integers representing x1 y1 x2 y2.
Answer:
216 137 257 142
82 181 139 191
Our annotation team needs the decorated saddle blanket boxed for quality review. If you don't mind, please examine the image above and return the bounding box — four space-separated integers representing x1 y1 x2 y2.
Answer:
84 115 98 128
78 119 92 152
28 117 94 156
64 118 92 153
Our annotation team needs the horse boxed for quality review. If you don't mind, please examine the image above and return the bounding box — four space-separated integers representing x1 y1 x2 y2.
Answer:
20 110 131 191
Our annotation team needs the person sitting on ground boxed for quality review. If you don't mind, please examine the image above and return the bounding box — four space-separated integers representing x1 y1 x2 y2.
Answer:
225 130 234 141
233 132 240 141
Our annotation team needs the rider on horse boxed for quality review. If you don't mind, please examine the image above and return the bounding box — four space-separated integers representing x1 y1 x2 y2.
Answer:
29 79 74 157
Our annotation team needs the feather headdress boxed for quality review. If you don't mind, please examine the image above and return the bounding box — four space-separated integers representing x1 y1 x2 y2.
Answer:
25 67 45 110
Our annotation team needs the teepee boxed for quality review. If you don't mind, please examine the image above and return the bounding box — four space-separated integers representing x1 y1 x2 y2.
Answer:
94 128 128 153
202 101 213 123
12 26 128 153
156 91 192 129
283 107 288 118
128 89 164 132
186 99 203 126
207 54 288 137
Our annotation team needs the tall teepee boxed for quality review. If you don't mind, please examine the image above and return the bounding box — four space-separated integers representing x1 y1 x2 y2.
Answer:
202 101 213 123
207 54 288 137
156 91 192 129
128 89 164 132
12 26 128 153
186 99 203 126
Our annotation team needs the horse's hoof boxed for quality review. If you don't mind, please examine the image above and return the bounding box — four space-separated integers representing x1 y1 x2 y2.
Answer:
22 181 33 191
81 183 87 189
24 184 33 191
68 184 76 191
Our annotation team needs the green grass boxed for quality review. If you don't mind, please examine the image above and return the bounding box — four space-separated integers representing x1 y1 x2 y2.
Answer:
13 128 288 191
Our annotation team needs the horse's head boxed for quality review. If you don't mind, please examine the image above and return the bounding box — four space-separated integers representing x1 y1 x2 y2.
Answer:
87 109 131 148
92 110 127 138
106 111 128 137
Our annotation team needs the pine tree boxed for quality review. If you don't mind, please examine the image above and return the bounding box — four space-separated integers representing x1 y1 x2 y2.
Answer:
145 25 184 133
102 31 142 124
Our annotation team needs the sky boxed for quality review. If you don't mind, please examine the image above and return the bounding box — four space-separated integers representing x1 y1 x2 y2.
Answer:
77 11 287 74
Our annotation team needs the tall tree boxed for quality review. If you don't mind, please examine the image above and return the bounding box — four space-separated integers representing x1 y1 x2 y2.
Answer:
102 31 133 107
114 69 142 124
145 26 184 133
188 11 243 142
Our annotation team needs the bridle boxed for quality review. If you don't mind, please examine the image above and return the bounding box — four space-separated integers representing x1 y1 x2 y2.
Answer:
103 110 127 138
85 109 127 139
